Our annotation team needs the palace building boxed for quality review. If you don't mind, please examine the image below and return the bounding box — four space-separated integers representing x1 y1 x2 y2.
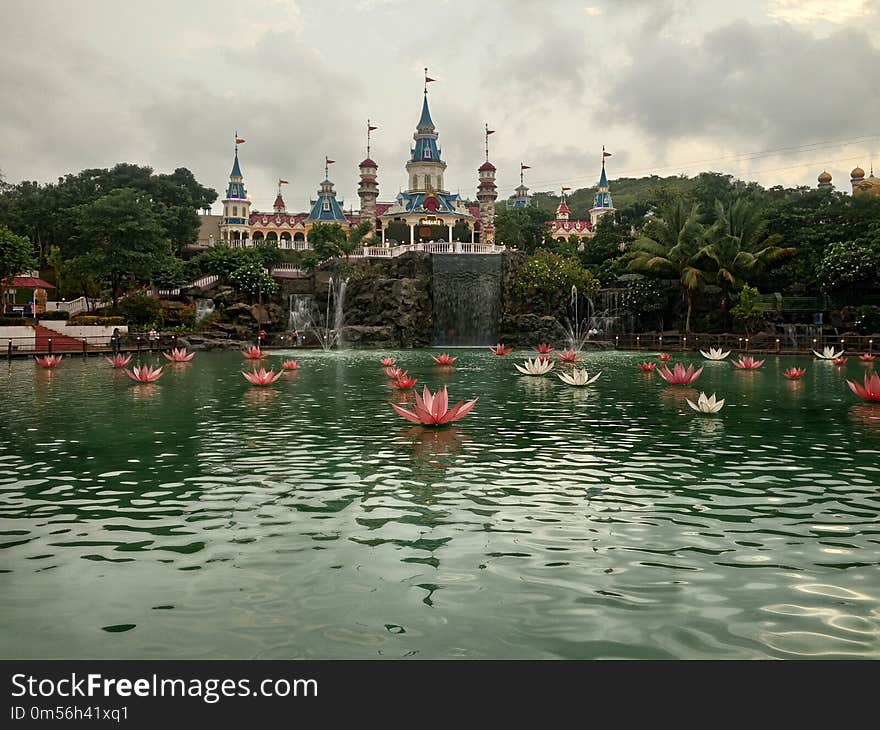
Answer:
197 78 613 250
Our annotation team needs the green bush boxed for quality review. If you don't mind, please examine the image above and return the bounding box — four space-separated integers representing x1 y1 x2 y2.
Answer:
854 305 880 334
511 251 598 316
39 310 70 320
731 284 765 334
118 294 163 327
70 315 125 326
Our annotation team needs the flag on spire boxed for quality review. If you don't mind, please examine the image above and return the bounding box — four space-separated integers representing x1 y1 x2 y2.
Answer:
279 179 289 185
603 149 611 157
236 137 246 144
486 129 496 135
325 157 335 165
521 164 531 170
562 186 571 191
368 124 378 131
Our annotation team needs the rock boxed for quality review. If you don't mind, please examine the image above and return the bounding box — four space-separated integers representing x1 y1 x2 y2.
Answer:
339 325 397 348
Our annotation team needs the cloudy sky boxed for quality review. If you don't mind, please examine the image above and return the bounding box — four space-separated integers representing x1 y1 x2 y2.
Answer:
2 0 879 213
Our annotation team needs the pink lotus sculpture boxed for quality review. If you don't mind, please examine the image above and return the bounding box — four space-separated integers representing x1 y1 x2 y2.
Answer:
242 346 267 360
533 343 554 354
162 347 195 362
833 356 848 365
658 353 671 362
432 353 458 365
658 363 703 385
126 365 164 383
847 372 880 402
391 372 418 390
638 362 657 371
34 355 63 368
859 353 876 362
558 348 582 364
281 360 300 371
105 353 132 368
380 357 397 366
783 367 806 380
490 343 512 356
390 385 478 426
384 366 404 378
732 356 765 370
242 367 283 386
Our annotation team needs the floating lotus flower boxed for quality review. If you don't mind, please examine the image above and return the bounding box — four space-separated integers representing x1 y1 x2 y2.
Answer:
380 357 396 366
281 360 300 370
104 353 132 368
700 347 730 360
557 368 601 386
658 363 703 385
557 348 582 364
732 356 765 370
833 356 848 365
126 365 164 383
638 362 657 371
533 343 554 354
686 392 725 414
384 366 404 378
859 353 876 362
847 372 880 402
34 355 63 368
242 346 267 360
242 367 283 386
390 385 478 426
813 346 844 360
489 343 512 356
783 367 806 380
162 347 195 362
432 353 458 365
657 353 671 362
391 372 418 390
515 357 555 376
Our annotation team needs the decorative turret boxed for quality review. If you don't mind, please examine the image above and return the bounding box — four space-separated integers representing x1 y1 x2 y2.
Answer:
405 69 447 193
476 124 498 244
589 147 614 227
358 120 380 222
507 163 531 209
220 133 251 244
556 190 571 221
273 178 288 213
307 157 347 222
817 170 833 190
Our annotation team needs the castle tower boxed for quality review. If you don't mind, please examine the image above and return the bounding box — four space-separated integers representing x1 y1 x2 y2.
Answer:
589 148 614 228
851 165 866 194
507 163 531 208
273 179 288 213
555 191 571 221
307 157 347 222
358 120 379 223
817 171 833 190
405 79 448 193
476 124 498 244
220 134 251 245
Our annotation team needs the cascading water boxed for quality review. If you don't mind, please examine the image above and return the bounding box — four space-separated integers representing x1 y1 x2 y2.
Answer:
288 294 314 333
432 255 502 346
194 298 215 325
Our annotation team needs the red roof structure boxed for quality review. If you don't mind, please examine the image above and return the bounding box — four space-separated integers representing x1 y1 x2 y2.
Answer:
5 277 55 289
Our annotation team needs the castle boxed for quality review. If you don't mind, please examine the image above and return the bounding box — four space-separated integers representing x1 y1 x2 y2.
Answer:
816 166 880 197
197 78 614 250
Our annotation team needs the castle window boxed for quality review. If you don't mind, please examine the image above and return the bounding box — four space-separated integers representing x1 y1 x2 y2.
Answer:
426 175 432 190
323 200 330 211
424 148 432 160
233 206 238 216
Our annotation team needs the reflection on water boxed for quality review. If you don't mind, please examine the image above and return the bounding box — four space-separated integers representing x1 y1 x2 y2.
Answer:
1 349 879 660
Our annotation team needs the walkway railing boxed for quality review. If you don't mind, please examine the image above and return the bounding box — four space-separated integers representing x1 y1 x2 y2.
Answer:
4 333 187 357
608 332 877 355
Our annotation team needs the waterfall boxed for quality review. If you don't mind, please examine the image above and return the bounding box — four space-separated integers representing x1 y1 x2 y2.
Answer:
194 298 215 325
288 294 314 333
432 254 502 346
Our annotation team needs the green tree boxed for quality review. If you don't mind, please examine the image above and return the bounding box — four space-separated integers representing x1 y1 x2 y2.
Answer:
731 284 765 335
228 261 279 300
699 198 795 315
494 207 553 254
628 201 707 333
816 237 880 303
511 250 598 317
76 188 171 306
0 225 35 304
307 222 347 261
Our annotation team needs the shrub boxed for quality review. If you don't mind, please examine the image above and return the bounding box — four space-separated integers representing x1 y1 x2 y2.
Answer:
70 315 125 326
731 284 765 334
228 262 279 298
40 310 70 320
118 294 163 327
854 305 880 334
511 251 598 316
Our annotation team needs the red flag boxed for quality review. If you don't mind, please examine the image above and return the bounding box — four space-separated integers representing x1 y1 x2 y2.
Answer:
521 164 531 170
425 76 436 83
236 138 246 144
279 179 289 185
562 186 571 191
368 125 378 131
486 129 496 135
326 158 335 164
603 151 612 157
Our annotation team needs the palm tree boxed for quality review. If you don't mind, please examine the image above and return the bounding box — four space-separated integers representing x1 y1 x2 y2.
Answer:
700 199 795 315
628 201 707 333
338 221 376 260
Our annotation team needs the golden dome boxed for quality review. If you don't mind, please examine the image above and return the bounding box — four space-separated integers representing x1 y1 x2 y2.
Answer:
817 170 832 183
851 166 865 179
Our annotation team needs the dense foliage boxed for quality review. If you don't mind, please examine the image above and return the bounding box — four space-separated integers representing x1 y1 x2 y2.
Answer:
511 250 598 317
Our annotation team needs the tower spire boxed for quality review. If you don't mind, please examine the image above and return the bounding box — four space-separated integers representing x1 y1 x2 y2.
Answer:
485 123 495 163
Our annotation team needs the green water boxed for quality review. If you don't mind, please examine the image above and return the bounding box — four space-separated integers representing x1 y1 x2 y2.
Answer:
1 349 879 659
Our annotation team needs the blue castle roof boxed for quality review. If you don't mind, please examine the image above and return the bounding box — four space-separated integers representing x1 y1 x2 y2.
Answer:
593 161 613 209
396 190 465 215
418 95 434 130
411 94 442 163
225 150 247 200
598 161 608 189
307 180 347 221
231 151 242 178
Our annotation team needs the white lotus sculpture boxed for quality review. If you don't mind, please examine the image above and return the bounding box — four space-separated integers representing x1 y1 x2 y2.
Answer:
699 347 730 360
686 392 725 414
515 357 555 376
558 368 601 386
813 346 844 360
